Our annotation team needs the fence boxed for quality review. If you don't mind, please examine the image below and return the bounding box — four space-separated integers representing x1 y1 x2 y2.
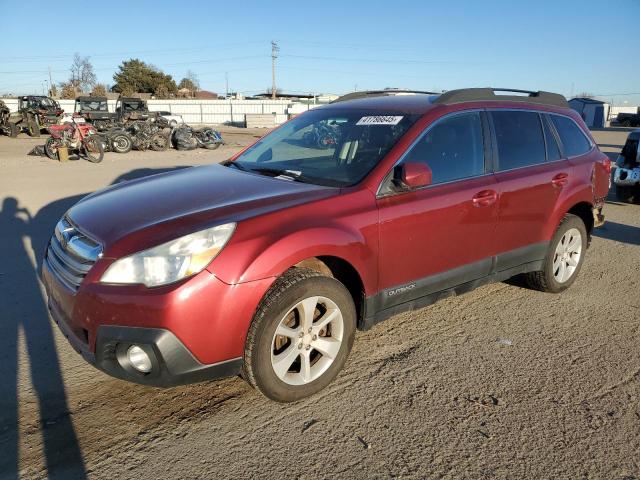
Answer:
1 98 323 126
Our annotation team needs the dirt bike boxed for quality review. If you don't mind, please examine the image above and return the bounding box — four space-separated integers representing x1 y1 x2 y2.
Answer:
172 125 224 150
45 115 104 163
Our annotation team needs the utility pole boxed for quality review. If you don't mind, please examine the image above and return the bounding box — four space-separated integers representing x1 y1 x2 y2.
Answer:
48 66 53 96
271 40 279 99
225 72 229 99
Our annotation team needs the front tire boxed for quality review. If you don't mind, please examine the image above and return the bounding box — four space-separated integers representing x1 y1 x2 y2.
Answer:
243 268 356 402
523 214 587 293
9 122 19 138
82 137 104 163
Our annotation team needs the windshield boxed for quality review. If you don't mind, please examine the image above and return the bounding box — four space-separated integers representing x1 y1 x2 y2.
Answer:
123 101 146 112
77 100 107 111
76 100 108 112
232 108 419 187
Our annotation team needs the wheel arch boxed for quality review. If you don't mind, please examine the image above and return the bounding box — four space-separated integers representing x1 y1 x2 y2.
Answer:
292 256 366 327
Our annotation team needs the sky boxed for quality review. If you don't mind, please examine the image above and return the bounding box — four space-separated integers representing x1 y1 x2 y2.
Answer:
1 0 639 105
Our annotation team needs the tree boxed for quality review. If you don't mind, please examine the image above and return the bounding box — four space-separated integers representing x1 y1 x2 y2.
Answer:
49 84 58 98
91 84 107 96
112 59 177 97
59 82 77 99
178 70 200 97
69 53 96 93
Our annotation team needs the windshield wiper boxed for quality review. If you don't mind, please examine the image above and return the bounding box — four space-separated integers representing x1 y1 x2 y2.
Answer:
248 167 310 182
222 160 248 171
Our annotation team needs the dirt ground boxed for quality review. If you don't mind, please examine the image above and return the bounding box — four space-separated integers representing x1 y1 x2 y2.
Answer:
0 128 638 480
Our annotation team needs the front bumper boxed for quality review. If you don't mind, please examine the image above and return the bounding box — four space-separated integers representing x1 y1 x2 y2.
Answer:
49 295 242 386
42 256 274 387
614 166 640 186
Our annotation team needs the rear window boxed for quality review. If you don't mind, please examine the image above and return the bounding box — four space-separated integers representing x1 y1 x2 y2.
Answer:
550 115 592 157
542 116 562 162
492 111 546 171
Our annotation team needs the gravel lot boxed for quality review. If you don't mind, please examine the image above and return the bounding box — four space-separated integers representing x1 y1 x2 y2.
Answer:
0 128 638 480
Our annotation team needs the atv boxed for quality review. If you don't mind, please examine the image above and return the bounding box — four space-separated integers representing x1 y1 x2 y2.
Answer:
0 100 18 137
7 95 64 137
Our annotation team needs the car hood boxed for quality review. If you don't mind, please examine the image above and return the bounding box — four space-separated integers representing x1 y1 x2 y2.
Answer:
67 164 338 252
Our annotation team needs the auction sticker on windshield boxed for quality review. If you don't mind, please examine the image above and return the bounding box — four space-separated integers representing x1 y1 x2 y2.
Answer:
356 116 404 125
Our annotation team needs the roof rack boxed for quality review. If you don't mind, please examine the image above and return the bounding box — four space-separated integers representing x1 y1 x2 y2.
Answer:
331 89 439 104
434 88 568 108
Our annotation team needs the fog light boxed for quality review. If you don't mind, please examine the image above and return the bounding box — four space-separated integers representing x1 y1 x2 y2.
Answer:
127 345 152 373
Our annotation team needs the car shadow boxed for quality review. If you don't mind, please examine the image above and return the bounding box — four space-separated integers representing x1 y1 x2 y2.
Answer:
0 166 191 479
593 221 640 246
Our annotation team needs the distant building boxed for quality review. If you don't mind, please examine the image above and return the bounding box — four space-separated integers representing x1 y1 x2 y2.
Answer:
569 97 610 128
195 90 218 99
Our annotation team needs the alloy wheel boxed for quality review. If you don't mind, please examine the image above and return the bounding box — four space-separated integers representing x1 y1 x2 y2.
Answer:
552 228 582 283
270 296 344 386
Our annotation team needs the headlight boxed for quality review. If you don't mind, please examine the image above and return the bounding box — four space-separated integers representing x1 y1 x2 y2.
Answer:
100 223 235 287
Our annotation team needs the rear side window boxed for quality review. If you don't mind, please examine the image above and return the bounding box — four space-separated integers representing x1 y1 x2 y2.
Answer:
550 115 592 157
492 111 546 171
542 116 562 162
400 112 485 184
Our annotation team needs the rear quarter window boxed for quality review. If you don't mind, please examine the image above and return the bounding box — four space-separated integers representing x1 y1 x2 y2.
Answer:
492 111 546 171
550 115 592 157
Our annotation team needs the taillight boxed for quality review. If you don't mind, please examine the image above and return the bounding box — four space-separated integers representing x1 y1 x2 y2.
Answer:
602 157 612 174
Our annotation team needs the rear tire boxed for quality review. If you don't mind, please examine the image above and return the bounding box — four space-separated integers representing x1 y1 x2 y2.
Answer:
243 268 356 403
28 120 40 137
523 214 587 293
9 122 19 138
615 184 639 204
44 137 60 160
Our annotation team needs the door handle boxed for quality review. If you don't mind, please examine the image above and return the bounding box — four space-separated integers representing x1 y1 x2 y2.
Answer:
551 172 569 187
472 189 498 207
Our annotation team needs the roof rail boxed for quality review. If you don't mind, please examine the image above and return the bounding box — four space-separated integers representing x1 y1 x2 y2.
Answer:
331 89 439 104
434 88 569 108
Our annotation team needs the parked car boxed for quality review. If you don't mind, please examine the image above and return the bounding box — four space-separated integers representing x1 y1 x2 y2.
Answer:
616 112 640 128
42 88 611 402
155 111 184 127
613 129 640 203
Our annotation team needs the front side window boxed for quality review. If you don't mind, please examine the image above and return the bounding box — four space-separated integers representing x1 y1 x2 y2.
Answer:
492 111 546 171
550 115 592 157
231 109 419 187
395 111 485 186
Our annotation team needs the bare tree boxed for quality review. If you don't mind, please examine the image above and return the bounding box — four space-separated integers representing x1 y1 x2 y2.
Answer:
69 53 97 93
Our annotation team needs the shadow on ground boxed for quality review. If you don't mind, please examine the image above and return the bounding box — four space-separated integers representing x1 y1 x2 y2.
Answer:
0 166 190 479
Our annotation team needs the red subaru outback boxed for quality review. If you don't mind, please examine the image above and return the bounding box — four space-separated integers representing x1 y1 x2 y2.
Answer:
42 88 611 402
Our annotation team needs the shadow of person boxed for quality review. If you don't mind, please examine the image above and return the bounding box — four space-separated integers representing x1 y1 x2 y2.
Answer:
0 198 86 479
0 165 194 478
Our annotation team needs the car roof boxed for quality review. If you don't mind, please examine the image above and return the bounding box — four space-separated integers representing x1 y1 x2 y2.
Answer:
323 88 570 114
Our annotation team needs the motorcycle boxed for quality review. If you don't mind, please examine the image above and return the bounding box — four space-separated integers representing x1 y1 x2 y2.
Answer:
172 125 224 150
127 120 170 151
45 115 104 163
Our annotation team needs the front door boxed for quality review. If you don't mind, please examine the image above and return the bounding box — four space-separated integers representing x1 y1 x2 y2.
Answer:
376 111 499 311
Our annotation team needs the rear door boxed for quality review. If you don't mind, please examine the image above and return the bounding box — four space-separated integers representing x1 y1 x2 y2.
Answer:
490 109 570 270
376 111 499 310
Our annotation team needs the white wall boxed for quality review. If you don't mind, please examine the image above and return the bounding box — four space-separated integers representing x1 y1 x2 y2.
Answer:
1 98 322 125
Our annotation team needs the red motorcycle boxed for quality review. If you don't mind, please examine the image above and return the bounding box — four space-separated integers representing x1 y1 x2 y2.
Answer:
45 115 104 163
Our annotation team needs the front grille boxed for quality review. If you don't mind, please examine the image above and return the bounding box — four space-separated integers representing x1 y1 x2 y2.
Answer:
45 217 102 292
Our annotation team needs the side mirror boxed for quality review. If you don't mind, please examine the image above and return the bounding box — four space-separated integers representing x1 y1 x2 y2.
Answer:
395 162 432 189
